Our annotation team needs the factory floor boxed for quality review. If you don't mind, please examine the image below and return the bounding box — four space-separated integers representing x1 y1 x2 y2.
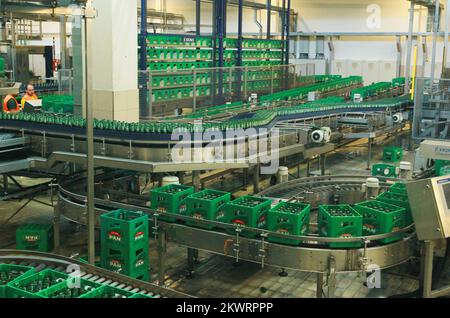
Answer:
1 133 447 298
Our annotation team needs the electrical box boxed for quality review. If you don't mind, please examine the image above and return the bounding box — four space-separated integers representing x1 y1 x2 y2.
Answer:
406 176 450 240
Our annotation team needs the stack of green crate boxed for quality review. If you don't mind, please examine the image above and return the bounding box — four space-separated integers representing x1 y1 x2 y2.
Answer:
376 191 413 226
383 146 403 162
150 184 194 222
371 164 398 178
318 205 363 248
222 196 273 238
267 201 311 246
7 269 68 298
145 33 285 106
354 200 405 244
100 209 149 281
146 34 214 105
0 264 34 298
185 189 231 229
16 224 54 252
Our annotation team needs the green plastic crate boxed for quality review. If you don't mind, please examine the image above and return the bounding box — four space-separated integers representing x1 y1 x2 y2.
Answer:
354 200 405 244
388 182 407 195
222 196 272 238
185 189 231 229
100 209 149 249
0 264 34 298
101 247 149 281
383 147 403 162
318 205 363 248
36 277 101 298
267 201 311 246
7 269 68 298
372 164 399 178
16 223 54 252
150 184 194 222
80 285 134 298
376 191 413 225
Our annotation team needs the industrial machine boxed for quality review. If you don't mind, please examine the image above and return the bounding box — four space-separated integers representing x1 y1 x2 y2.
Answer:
405 76 450 298
0 76 413 298
406 176 450 298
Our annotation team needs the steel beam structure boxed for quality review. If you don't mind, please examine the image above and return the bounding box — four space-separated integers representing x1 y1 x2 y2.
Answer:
139 0 148 119
430 0 441 82
196 0 201 35
405 2 415 95
267 0 271 39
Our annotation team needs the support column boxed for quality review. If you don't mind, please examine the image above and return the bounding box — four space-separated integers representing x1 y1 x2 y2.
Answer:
327 37 334 75
430 0 441 82
196 0 201 36
157 230 167 287
59 16 68 69
405 2 415 95
395 36 402 78
187 248 198 278
242 168 249 189
316 273 324 298
367 137 373 171
320 154 326 176
421 36 428 78
2 174 7 195
306 159 311 177
84 1 96 265
192 171 201 191
54 203 61 253
444 0 450 69
423 240 435 298
139 0 148 119
87 0 139 122
253 164 260 194
72 15 83 116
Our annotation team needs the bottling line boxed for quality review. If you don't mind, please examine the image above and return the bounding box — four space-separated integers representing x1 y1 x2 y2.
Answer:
0 0 450 300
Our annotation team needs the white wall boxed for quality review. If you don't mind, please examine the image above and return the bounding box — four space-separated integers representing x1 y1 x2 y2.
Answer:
144 0 447 82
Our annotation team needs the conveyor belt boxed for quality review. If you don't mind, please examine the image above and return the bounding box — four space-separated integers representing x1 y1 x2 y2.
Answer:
0 96 412 143
0 250 193 298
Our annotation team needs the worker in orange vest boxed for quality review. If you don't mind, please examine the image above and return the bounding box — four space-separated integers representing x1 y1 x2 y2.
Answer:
21 84 38 110
2 94 20 113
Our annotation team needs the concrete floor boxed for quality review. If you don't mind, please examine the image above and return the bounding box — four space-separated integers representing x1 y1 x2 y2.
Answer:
0 133 432 298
